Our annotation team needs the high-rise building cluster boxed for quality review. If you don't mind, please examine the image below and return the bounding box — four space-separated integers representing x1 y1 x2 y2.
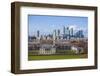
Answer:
29 26 85 41
62 26 84 40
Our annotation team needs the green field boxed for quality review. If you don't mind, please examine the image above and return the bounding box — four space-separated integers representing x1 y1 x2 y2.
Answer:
28 54 87 61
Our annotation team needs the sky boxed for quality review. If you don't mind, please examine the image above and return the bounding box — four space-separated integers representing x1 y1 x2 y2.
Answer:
28 15 88 37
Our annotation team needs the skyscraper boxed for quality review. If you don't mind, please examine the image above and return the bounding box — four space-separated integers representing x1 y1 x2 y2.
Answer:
70 28 73 37
75 30 84 38
53 30 56 40
37 30 40 38
66 27 70 39
53 30 56 46
79 30 84 38
58 29 60 36
63 26 66 34
56 29 60 39
66 27 69 35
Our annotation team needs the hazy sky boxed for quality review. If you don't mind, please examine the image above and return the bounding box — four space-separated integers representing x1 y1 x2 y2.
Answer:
28 15 88 37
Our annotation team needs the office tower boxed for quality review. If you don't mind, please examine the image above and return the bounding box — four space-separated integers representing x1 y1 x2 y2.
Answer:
78 30 81 38
58 29 60 38
53 30 56 40
63 26 66 34
70 28 73 37
37 30 40 37
57 29 60 39
79 30 84 38
53 30 56 46
66 27 69 35
75 30 84 38
79 30 81 38
66 27 70 39
58 29 60 36
75 31 79 38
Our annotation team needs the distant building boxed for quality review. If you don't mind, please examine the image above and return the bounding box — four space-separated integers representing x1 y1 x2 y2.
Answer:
37 30 39 37
63 26 66 35
28 36 37 41
66 27 70 35
70 28 73 37
28 25 86 55
63 27 70 40
62 26 84 40
58 29 60 36
30 25 85 41
39 44 56 55
53 30 57 40
71 46 83 54
75 30 84 38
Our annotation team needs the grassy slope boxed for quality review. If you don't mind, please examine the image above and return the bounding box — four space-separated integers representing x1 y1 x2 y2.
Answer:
28 54 87 60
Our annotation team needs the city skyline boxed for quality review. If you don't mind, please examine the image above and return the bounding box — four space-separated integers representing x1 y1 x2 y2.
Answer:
28 15 88 37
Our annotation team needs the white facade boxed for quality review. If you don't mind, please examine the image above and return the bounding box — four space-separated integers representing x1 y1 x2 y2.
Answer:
39 48 56 55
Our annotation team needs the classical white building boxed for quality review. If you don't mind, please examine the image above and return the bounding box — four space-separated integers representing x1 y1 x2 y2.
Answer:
39 44 56 55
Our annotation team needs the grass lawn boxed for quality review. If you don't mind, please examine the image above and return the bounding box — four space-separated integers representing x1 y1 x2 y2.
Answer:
28 54 87 61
